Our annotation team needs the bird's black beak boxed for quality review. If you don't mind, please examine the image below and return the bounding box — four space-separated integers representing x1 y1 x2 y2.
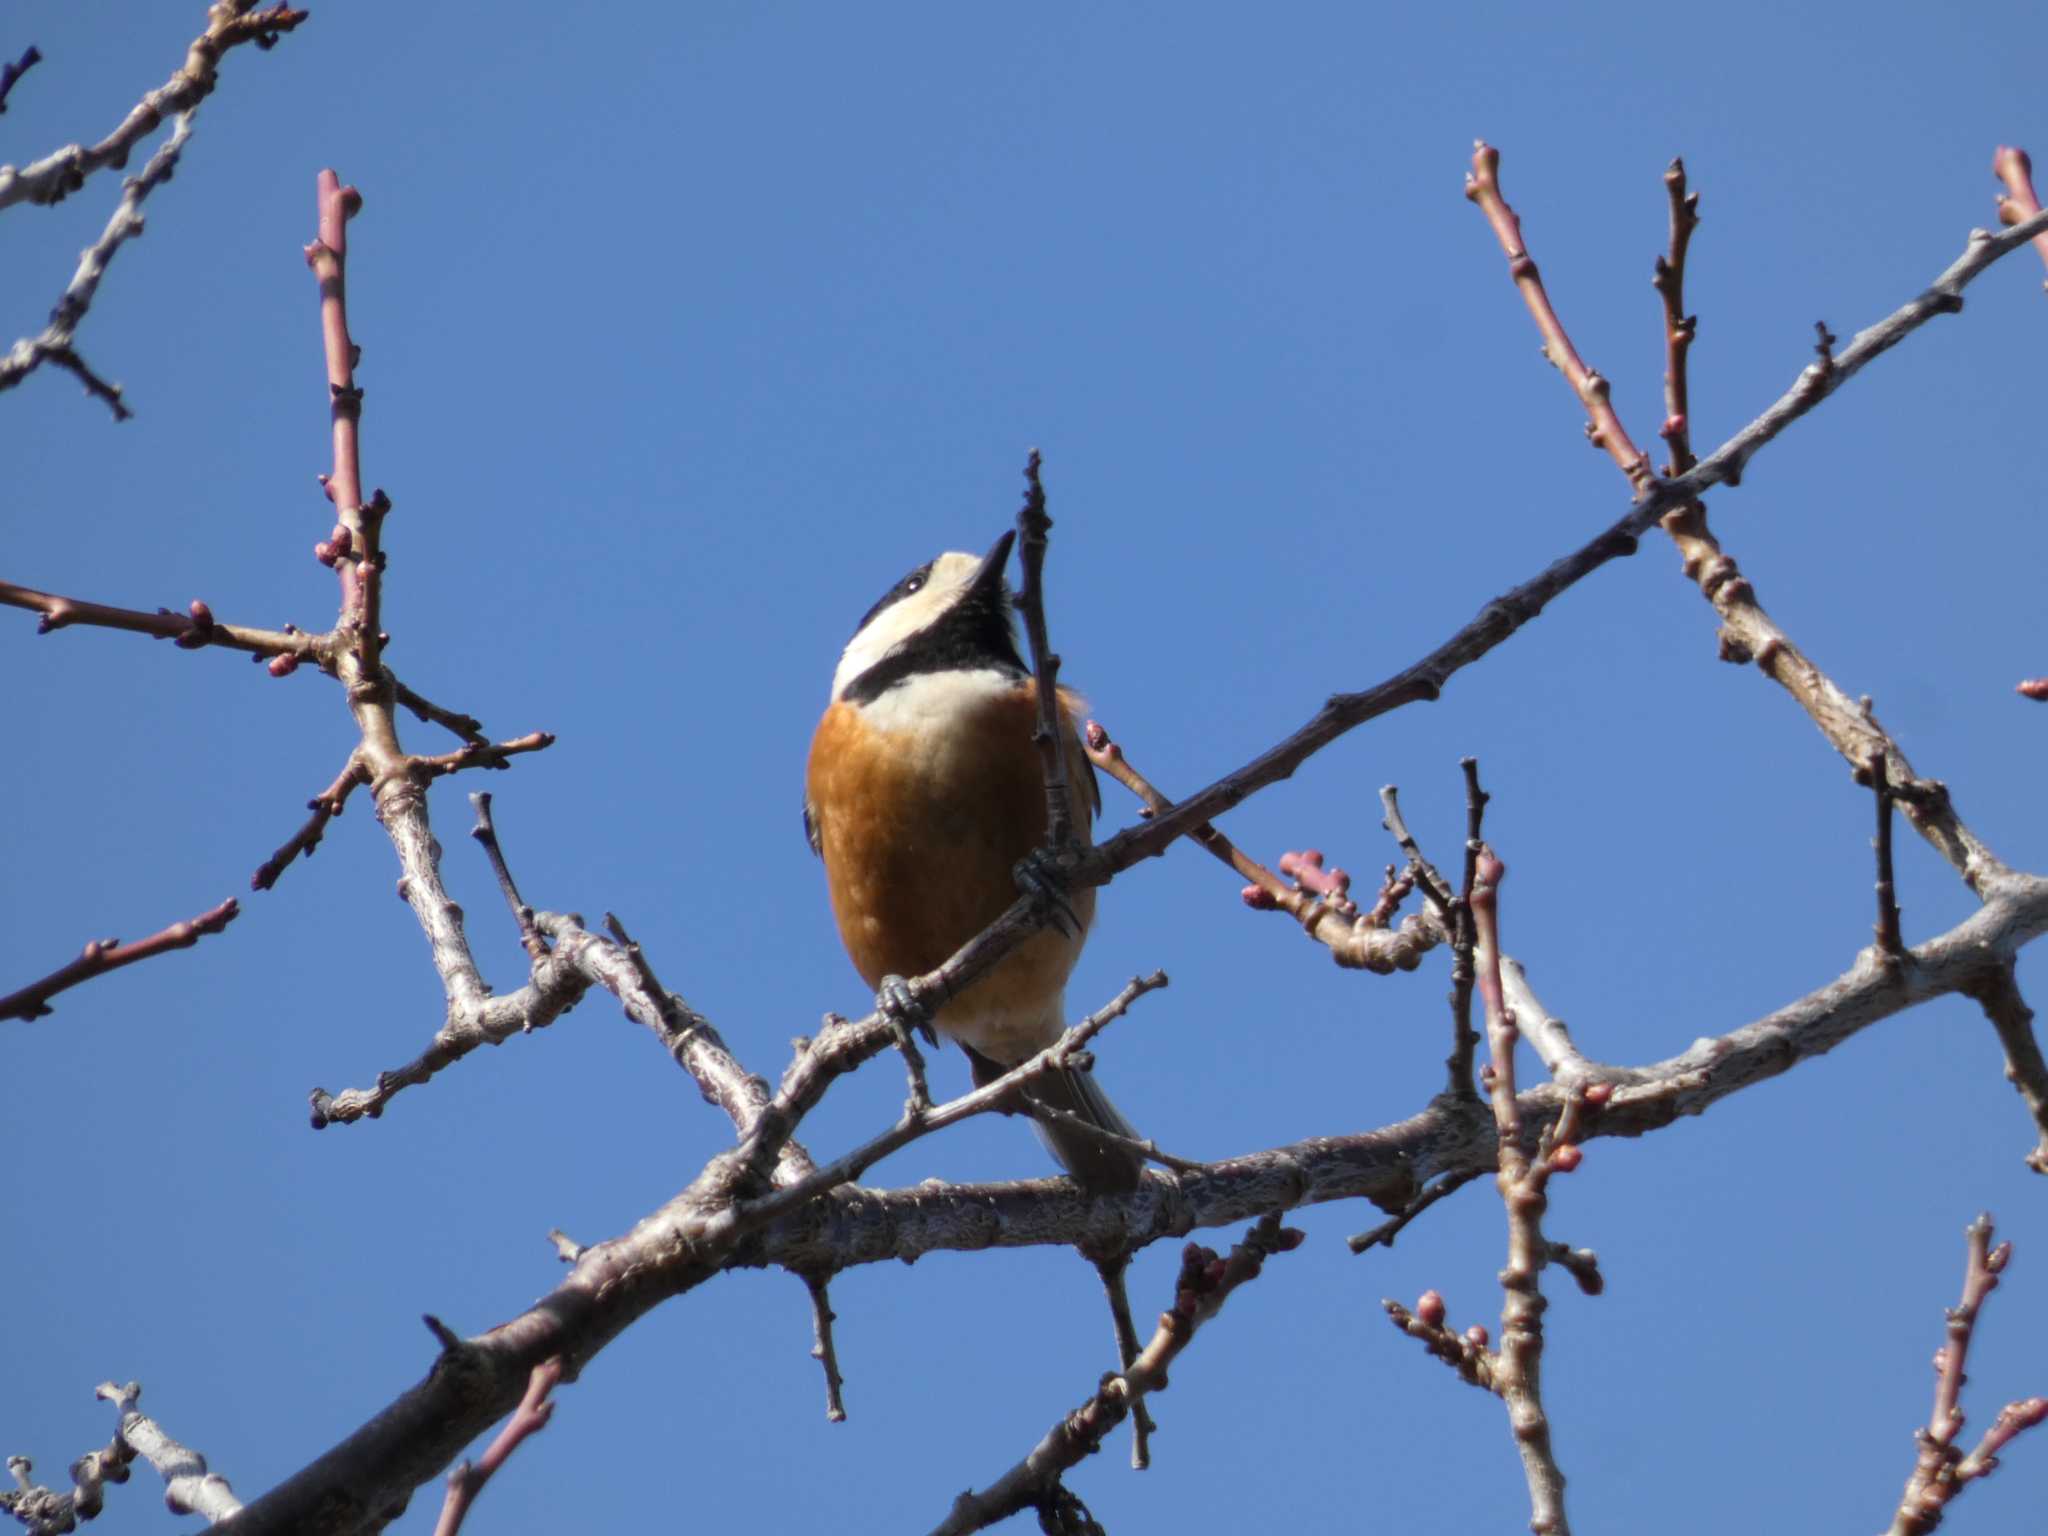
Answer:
969 529 1016 605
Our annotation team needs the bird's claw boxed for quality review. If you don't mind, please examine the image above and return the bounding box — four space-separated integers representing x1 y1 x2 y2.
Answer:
877 974 935 1046
1014 849 1083 941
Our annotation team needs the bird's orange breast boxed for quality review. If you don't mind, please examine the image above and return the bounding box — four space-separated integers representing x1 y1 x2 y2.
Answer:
805 679 1096 1061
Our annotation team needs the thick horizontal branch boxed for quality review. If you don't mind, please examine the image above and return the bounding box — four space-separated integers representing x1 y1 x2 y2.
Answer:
208 872 2048 1535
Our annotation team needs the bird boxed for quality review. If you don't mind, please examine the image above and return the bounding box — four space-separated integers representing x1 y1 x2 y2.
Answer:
803 528 1143 1193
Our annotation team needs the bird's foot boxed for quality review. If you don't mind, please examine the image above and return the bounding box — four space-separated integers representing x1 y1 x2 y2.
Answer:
1013 848 1084 940
877 973 931 1030
875 974 934 1113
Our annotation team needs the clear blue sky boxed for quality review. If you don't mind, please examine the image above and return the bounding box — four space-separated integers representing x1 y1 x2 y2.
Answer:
7 3 2048 1531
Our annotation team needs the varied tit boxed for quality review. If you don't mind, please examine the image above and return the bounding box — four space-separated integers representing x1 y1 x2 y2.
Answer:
803 530 1142 1194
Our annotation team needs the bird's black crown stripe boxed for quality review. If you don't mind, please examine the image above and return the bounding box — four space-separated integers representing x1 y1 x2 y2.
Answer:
852 559 936 640
842 570 1026 705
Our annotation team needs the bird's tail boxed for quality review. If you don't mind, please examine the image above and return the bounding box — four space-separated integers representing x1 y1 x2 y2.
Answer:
967 1047 1144 1194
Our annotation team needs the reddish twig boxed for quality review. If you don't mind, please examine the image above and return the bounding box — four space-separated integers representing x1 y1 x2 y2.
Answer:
251 757 368 891
1992 146 2048 279
1466 144 2009 898
1387 837 1598 1536
0 581 318 661
1083 194 2048 897
932 1214 1302 1535
1885 1215 2048 1536
0 897 239 1022
1652 158 1702 474
431 1358 563 1536
415 731 557 780
1084 719 1287 901
1466 142 1655 490
2018 679 2048 702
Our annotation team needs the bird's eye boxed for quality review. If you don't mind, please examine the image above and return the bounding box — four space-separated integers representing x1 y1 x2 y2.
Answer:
904 576 924 594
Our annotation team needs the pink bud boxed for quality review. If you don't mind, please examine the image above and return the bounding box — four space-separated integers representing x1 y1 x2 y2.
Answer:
1550 1144 1583 1173
1583 1081 1614 1107
1242 886 1278 909
268 654 300 678
187 600 213 626
1416 1290 1446 1327
1464 1324 1489 1348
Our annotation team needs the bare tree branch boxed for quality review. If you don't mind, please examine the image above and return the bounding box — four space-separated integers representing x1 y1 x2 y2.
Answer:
0 45 42 115
1082 194 2048 887
1992 146 2048 279
0 4 307 213
930 1214 1302 1536
431 1359 561 1536
0 897 239 1023
1884 1215 2048 1536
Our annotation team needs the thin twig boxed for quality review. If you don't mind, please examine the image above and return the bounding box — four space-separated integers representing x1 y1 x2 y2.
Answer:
1084 719 1289 901
1076 198 2048 894
0 45 41 114
470 792 547 961
415 731 556 781
930 1215 1302 1535
1445 758 1490 1097
0 897 239 1022
391 680 487 744
1380 785 1454 914
1348 1168 1484 1254
1012 449 1079 855
733 973 1170 1228
0 580 319 660
1884 1215 2048 1536
1652 157 1701 476
1471 845 1580 1534
251 756 367 891
1960 965 2048 1175
800 1273 847 1423
0 4 307 212
1466 142 1654 490
1467 142 2013 899
1089 720 1440 973
1992 146 2048 279
0 109 208 416
1870 749 1906 957
1088 1253 1158 1468
431 1358 562 1536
